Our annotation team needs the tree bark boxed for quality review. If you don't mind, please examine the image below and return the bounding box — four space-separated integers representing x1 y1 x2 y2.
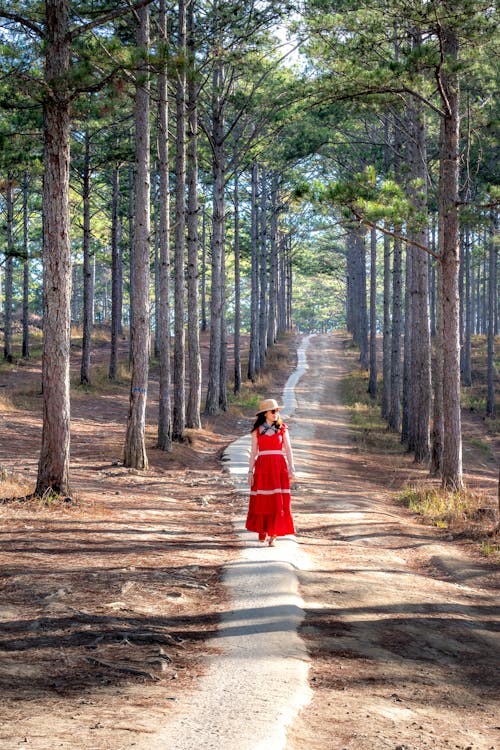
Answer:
267 173 279 348
4 174 14 361
36 0 72 496
462 225 472 387
109 164 120 381
172 0 187 439
157 0 172 451
233 145 241 394
186 0 201 429
80 129 93 386
408 88 431 462
439 27 463 489
258 167 268 370
247 163 259 382
22 172 30 359
205 58 225 415
486 209 497 416
367 227 378 398
123 4 151 470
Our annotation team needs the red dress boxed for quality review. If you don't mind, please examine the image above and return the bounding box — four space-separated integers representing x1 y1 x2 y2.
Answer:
245 423 295 538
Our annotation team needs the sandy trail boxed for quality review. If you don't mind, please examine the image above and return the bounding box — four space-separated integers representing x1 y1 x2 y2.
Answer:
288 333 499 750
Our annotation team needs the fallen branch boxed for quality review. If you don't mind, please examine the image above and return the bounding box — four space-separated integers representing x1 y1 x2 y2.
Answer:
85 656 159 681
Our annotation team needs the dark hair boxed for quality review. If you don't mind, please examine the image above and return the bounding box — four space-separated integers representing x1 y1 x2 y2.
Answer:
251 412 283 433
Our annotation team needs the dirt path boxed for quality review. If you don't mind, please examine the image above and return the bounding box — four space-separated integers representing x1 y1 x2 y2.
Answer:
287 333 499 750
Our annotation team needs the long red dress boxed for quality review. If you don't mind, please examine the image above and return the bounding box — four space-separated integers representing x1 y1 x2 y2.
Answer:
245 423 295 538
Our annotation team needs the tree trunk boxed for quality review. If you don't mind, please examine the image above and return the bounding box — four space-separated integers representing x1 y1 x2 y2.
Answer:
128 165 135 362
367 227 378 398
4 174 14 361
388 233 403 432
36 0 72 496
233 147 241 395
219 243 228 411
408 89 431 463
462 225 472 387
247 163 259 382
486 209 497 416
205 58 225 415
157 0 172 451
200 204 207 332
356 227 369 369
22 172 30 359
109 164 120 381
430 259 444 476
172 0 187 439
186 0 201 429
80 129 93 385
439 27 463 490
267 173 279 348
123 4 151 470
258 167 268 370
381 120 391 418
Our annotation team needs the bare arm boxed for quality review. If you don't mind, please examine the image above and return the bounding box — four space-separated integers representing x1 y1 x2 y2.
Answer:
283 429 296 479
247 430 258 486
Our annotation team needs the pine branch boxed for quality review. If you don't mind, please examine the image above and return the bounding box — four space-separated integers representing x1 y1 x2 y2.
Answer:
347 204 441 262
68 0 155 41
0 11 44 38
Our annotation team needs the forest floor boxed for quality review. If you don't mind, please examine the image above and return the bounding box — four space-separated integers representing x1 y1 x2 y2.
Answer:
0 330 498 749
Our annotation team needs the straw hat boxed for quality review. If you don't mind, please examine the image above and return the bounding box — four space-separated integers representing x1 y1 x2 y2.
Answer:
255 398 283 415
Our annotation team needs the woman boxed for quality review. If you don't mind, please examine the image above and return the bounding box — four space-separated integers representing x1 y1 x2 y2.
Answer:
246 398 297 546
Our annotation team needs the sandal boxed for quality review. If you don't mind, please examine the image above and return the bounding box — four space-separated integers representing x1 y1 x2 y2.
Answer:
268 536 276 547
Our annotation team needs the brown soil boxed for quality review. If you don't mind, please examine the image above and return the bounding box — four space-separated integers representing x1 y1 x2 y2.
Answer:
0 332 298 749
0 331 498 750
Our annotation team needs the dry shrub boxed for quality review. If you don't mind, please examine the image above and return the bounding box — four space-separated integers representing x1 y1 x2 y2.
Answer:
398 484 499 558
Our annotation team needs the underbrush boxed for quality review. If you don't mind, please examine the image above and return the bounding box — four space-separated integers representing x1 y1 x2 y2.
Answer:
341 344 499 561
72 361 131 393
340 369 405 454
397 485 499 559
227 333 299 416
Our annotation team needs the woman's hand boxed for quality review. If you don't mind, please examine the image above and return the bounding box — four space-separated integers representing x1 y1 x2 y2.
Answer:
247 470 253 488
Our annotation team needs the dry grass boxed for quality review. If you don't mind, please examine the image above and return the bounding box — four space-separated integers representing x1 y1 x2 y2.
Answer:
398 484 499 559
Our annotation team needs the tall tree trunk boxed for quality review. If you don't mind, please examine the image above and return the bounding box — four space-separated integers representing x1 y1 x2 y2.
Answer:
80 129 93 385
401 231 413 447
186 0 201 429
258 167 268 370
439 27 463 489
219 242 228 410
172 0 187 439
381 120 391 418
486 209 497 416
267 172 279 348
356 227 369 369
430 259 444 476
408 89 431 462
36 0 71 496
157 0 172 451
388 232 403 432
247 163 259 382
109 164 121 381
123 4 151 470
4 174 14 360
22 172 30 359
205 58 225 415
462 225 472 387
128 165 135 362
233 148 241 394
200 204 207 332
368 227 378 398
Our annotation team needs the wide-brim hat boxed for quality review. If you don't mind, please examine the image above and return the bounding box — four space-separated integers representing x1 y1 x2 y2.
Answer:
255 398 283 415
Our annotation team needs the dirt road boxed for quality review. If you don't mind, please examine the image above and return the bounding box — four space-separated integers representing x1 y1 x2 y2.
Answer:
287 333 499 750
